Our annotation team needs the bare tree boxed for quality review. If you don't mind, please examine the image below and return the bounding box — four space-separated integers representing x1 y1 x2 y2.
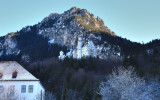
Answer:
35 91 56 100
99 67 160 100
0 84 24 100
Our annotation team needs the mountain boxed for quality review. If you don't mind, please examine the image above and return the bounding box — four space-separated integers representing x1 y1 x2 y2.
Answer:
1 7 160 100
0 7 155 63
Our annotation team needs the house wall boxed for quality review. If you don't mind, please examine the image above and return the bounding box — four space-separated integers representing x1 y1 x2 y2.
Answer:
0 81 44 100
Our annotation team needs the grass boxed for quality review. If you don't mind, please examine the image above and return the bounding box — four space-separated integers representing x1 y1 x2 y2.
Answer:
7 32 19 37
72 14 116 36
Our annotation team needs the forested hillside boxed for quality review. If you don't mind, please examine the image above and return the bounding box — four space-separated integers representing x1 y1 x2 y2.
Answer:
0 7 160 100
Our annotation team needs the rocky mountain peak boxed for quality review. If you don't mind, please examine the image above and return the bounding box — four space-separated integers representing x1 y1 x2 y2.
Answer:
41 13 59 23
6 32 17 38
69 7 79 13
39 7 115 36
0 6 146 62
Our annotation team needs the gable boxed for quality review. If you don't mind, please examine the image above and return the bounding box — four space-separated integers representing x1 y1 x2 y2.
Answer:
0 61 38 81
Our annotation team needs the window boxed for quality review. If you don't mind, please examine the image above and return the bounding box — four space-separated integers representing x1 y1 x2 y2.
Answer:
12 71 18 78
21 85 26 93
28 85 33 93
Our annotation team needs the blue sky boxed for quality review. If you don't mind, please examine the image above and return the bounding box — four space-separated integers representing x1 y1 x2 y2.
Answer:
0 0 160 43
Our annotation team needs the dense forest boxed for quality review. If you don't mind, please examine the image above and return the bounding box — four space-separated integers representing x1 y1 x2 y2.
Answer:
0 24 160 99
21 47 160 99
24 57 122 100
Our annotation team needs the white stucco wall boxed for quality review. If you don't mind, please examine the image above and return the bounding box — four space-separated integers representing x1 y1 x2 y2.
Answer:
0 81 44 100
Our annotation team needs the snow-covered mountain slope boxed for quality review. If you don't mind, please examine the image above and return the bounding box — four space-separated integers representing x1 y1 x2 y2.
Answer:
0 7 145 62
36 7 115 47
36 7 121 59
0 33 20 56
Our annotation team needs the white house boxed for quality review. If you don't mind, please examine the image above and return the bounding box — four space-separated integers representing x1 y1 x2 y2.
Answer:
0 61 45 100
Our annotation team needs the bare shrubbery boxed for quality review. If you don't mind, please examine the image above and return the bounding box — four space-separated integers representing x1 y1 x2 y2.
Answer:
0 86 55 100
0 85 23 100
44 91 56 100
99 67 160 100
35 91 56 100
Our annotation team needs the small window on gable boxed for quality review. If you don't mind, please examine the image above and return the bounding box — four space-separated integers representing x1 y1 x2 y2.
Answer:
12 71 18 78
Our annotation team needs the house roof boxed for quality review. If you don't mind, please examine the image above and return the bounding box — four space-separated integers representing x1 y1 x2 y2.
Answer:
0 61 39 81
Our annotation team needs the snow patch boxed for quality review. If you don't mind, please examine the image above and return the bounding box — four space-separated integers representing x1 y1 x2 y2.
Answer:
48 39 55 44
21 55 30 62
4 38 17 49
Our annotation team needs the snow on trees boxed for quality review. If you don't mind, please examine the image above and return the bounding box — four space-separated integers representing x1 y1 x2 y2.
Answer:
99 67 160 100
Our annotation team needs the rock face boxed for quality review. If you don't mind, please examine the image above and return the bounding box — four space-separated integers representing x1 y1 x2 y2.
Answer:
36 7 120 59
37 7 115 47
0 33 20 56
0 7 123 62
